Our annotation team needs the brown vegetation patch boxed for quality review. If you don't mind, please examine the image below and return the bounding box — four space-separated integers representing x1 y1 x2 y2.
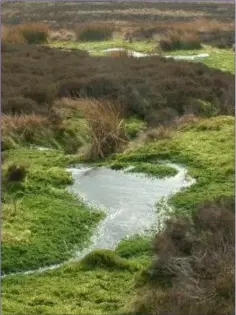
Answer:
2 23 49 45
133 196 235 315
2 44 234 127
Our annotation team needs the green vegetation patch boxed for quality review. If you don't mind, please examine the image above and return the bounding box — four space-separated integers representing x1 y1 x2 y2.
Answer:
115 235 152 260
2 148 104 274
128 163 177 178
164 46 235 74
49 38 157 55
2 248 141 315
114 116 234 212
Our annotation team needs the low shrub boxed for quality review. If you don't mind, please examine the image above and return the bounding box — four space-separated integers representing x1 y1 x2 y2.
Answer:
57 75 118 99
75 22 113 41
2 43 234 122
160 32 202 51
198 30 234 48
22 84 57 107
2 23 49 45
2 97 38 115
145 107 178 126
17 23 49 44
133 196 235 315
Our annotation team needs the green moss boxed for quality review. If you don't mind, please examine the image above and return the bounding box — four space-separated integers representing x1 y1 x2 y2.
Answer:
2 148 104 274
2 259 136 315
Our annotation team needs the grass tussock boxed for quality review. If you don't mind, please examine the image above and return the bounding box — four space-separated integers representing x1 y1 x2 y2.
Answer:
133 196 235 315
77 99 128 160
2 23 49 44
75 22 114 41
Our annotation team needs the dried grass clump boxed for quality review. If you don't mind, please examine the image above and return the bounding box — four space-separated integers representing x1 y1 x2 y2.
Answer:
77 99 128 160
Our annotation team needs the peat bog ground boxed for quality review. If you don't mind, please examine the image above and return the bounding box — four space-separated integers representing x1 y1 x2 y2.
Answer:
1 1 235 314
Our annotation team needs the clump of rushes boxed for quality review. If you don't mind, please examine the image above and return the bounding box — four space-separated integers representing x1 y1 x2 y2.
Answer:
79 98 128 160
